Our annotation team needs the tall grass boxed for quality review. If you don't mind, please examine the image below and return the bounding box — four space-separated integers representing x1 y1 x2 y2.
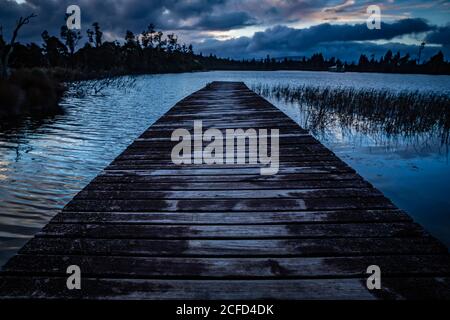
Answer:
68 74 138 98
252 83 450 145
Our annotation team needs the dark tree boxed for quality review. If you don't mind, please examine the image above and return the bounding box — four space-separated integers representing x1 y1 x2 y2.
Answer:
166 33 178 52
125 30 137 46
92 22 103 47
358 54 369 67
384 50 393 65
10 43 45 68
0 13 36 79
60 26 82 56
86 29 94 45
141 24 155 48
41 30 68 67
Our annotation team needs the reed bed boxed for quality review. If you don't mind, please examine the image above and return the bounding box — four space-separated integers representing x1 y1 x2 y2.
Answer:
68 75 138 98
252 83 450 144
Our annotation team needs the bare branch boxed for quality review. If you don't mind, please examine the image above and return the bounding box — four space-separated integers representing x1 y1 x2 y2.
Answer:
1 13 36 79
10 13 37 46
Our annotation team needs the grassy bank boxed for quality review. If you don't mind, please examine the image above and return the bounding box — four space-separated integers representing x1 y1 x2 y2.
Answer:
0 67 157 119
253 84 450 144
0 64 204 119
0 68 66 118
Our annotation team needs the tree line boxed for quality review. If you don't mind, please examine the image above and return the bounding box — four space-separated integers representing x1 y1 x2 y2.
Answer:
2 20 203 79
1 16 450 80
201 51 450 75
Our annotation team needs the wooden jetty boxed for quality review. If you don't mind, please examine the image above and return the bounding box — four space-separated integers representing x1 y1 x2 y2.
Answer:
0 81 449 299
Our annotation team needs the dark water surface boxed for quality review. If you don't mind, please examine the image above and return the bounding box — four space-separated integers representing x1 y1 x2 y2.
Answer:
1 71 449 266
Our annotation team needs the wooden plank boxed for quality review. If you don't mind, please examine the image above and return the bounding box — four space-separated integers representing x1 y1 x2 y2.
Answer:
112 155 342 163
1 277 449 299
4 255 450 278
39 222 426 239
0 277 377 300
120 144 332 156
124 144 329 152
91 172 363 183
106 161 348 169
100 167 354 176
19 237 446 257
73 188 384 200
130 135 320 145
62 197 395 212
104 163 351 171
83 179 372 191
139 130 309 138
115 153 335 160
52 209 412 224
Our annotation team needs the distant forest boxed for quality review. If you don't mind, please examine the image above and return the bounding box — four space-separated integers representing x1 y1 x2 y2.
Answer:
2 19 450 79
202 50 450 74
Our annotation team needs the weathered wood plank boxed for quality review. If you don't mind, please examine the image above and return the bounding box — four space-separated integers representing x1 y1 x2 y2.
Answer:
139 130 309 138
100 167 354 176
106 161 348 170
1 277 449 299
91 172 363 183
52 209 412 224
73 188 383 200
4 255 450 278
84 179 372 191
120 144 331 156
130 135 320 146
0 277 377 300
19 237 446 257
62 197 395 212
115 153 335 160
38 222 426 239
111 155 342 164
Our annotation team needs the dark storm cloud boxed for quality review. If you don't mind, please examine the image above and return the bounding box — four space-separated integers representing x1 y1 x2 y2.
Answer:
426 24 450 46
0 0 340 43
195 18 435 58
248 18 433 52
193 12 255 30
0 0 253 43
0 0 447 61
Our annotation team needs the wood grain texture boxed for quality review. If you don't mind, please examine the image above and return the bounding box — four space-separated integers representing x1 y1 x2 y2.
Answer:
1 81 449 300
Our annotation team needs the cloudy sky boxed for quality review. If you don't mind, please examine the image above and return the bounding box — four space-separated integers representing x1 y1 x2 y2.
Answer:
1 0 449 61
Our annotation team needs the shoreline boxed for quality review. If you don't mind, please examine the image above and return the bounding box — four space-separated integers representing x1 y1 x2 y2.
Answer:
2 67 449 120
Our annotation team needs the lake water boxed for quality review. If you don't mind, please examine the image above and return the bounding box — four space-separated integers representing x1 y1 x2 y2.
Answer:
0 70 449 267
